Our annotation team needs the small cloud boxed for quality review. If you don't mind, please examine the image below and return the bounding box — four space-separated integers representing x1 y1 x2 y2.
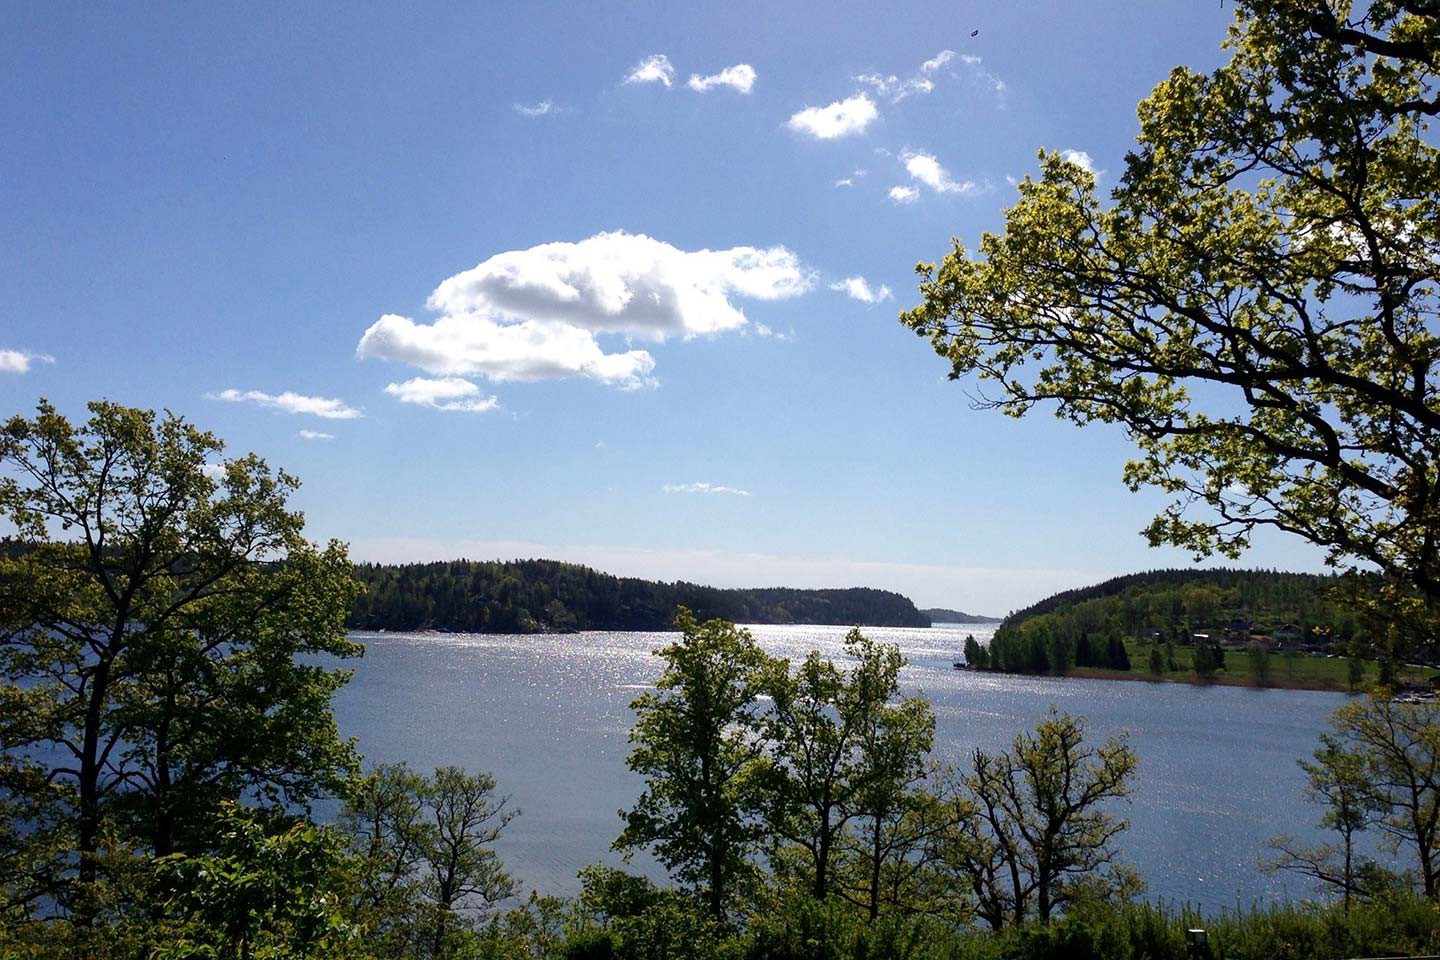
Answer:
687 63 756 93
207 388 362 420
664 481 751 497
903 150 983 196
786 93 878 140
958 54 1006 104
889 185 919 204
856 49 955 104
830 276 893 304
595 440 606 449
834 168 867 188
514 99 566 117
624 54 674 87
0 349 54 374
299 429 335 440
1061 149 1096 174
384 377 500 413
201 463 226 479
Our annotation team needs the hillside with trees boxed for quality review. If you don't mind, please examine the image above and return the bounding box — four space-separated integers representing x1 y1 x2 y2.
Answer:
973 568 1392 684
348 559 931 632
920 607 1002 624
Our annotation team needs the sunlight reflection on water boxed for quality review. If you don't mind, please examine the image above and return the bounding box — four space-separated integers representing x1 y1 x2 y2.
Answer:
331 623 1347 910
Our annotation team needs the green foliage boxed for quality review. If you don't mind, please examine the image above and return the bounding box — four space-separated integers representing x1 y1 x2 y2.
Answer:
350 560 929 633
615 609 776 919
901 1 1440 639
0 400 362 917
946 708 1138 928
339 762 517 959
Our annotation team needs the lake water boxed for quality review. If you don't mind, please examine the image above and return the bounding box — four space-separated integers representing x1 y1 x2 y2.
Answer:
331 623 1353 911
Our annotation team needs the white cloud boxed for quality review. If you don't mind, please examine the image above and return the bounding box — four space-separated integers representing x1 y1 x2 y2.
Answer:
834 168 867 188
663 482 751 497
901 151 984 197
687 63 756 93
624 54 674 87
357 231 813 389
1060 149 1096 173
786 94 878 140
889 185 919 204
384 377 500 413
514 99 564 117
830 276 892 304
856 50 956 103
201 463 226 479
299 430 335 440
920 50 956 74
207 389 363 420
0 349 54 374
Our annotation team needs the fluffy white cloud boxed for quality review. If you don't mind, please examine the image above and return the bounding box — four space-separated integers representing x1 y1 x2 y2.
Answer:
687 63 756 93
830 276 892 304
201 463 226 479
624 54 674 87
663 482 751 497
207 389 363 419
358 231 813 389
921 50 956 74
889 185 919 204
1061 149 1096 173
903 151 980 196
299 429 335 440
384 377 500 413
514 99 563 117
0 349 53 374
786 94 878 140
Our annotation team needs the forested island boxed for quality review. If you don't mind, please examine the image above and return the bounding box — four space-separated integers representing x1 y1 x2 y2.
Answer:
968 568 1425 691
920 607 1002 624
347 558 931 632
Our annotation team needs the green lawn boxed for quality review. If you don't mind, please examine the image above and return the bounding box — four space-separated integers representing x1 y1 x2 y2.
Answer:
1114 637 1433 691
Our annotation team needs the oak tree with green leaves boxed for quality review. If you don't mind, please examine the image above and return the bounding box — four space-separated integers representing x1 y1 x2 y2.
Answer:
944 708 1136 927
902 1 1440 644
0 400 361 917
615 608 775 920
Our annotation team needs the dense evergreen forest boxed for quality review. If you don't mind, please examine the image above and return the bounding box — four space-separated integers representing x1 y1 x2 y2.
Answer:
978 568 1372 677
347 558 931 632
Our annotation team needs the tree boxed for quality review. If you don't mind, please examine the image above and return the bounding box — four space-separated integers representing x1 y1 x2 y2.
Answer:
421 767 517 957
763 629 916 902
1320 693 1440 897
615 608 775 920
339 763 516 960
944 708 1137 927
1264 739 1386 910
901 1 1440 643
0 400 361 914
1248 640 1274 686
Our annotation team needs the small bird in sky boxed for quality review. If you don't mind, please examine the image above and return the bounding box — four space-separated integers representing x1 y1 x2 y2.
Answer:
970 28 979 36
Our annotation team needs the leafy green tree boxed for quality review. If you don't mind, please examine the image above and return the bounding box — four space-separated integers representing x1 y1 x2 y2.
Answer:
1248 641 1273 687
1147 646 1165 677
615 608 775 920
422 766 517 957
901 1 1440 642
151 803 359 960
0 400 361 914
1264 739 1386 910
763 630 916 901
944 708 1137 927
1321 694 1440 897
339 763 517 959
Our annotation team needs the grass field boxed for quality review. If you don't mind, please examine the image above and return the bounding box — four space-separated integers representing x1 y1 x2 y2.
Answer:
1064 638 1436 692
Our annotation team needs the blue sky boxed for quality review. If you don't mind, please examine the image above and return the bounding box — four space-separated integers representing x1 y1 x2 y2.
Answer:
0 2 1332 614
